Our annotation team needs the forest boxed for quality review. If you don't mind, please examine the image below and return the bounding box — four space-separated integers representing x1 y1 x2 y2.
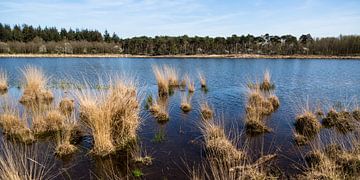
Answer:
1 23 360 56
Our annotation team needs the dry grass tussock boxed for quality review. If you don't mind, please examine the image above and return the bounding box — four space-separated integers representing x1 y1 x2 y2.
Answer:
0 140 56 180
59 97 75 116
19 66 53 104
294 108 321 145
180 93 192 112
164 65 179 87
184 74 195 93
196 120 277 179
0 69 8 92
260 69 275 91
245 88 279 135
200 101 213 120
149 97 169 122
152 65 169 97
75 77 140 156
300 138 360 179
198 72 207 88
55 115 78 157
32 108 66 137
322 107 358 134
0 101 34 143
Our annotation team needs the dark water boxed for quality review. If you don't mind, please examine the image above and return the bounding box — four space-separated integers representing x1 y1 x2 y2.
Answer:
0 57 360 179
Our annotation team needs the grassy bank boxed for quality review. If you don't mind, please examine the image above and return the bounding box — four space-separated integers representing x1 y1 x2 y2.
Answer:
1 53 360 59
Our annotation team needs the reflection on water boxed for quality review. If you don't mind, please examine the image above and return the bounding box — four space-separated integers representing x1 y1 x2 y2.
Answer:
0 57 360 179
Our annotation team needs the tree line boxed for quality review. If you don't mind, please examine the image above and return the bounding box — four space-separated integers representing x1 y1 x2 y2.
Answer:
1 23 360 56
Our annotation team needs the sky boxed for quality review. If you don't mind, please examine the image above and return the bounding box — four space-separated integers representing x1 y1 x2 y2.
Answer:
0 0 359 38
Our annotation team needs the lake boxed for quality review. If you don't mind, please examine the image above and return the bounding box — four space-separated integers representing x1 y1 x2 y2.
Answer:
0 57 360 179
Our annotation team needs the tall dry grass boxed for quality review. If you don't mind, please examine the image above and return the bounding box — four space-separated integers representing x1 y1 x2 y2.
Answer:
198 72 207 88
55 115 78 157
149 97 169 122
164 65 179 87
195 120 277 179
180 93 192 112
184 74 195 93
75 76 140 156
200 101 213 120
19 66 53 104
0 140 55 180
0 69 8 92
0 100 34 143
152 65 169 97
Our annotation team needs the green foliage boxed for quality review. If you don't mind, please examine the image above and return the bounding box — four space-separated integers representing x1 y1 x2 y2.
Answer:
1 23 360 55
132 169 143 177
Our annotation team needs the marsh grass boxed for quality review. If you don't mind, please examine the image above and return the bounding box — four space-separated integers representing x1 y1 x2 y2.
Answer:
322 105 358 134
244 87 278 135
299 134 360 179
180 93 192 113
184 74 195 93
153 65 169 97
259 70 275 91
0 100 34 143
294 110 321 141
200 101 213 120
164 65 179 87
149 97 169 122
31 108 66 138
55 115 78 157
195 119 277 180
59 97 75 116
198 72 207 88
0 69 8 93
75 76 141 156
19 66 53 104
0 140 56 180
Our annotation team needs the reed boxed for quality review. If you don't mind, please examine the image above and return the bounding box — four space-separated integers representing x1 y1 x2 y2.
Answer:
19 66 53 104
0 69 8 92
32 108 65 137
322 107 357 133
149 98 169 122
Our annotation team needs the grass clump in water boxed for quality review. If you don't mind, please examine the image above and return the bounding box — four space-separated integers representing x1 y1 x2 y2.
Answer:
0 112 34 144
180 93 192 113
19 66 53 104
200 101 213 120
76 77 140 156
259 70 275 91
153 65 169 97
164 65 179 87
198 72 207 89
55 115 78 157
32 109 65 137
148 97 169 123
184 74 195 93
294 110 321 141
0 69 8 93
322 107 357 133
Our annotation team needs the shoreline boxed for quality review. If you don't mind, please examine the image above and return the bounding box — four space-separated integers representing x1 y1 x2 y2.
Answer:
1 53 360 59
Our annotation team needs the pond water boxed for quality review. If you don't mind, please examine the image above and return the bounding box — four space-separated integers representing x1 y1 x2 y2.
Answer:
0 57 360 179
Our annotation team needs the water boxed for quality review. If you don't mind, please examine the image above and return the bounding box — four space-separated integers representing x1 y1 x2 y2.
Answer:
1 57 360 179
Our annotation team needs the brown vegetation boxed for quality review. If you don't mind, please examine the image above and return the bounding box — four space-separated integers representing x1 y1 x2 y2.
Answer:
294 111 321 139
0 69 8 93
322 108 357 133
180 94 192 113
75 77 140 156
153 65 169 97
200 101 213 120
19 66 53 104
59 98 75 116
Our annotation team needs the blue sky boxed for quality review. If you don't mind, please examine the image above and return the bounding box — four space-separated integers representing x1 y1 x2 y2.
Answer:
0 0 359 38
